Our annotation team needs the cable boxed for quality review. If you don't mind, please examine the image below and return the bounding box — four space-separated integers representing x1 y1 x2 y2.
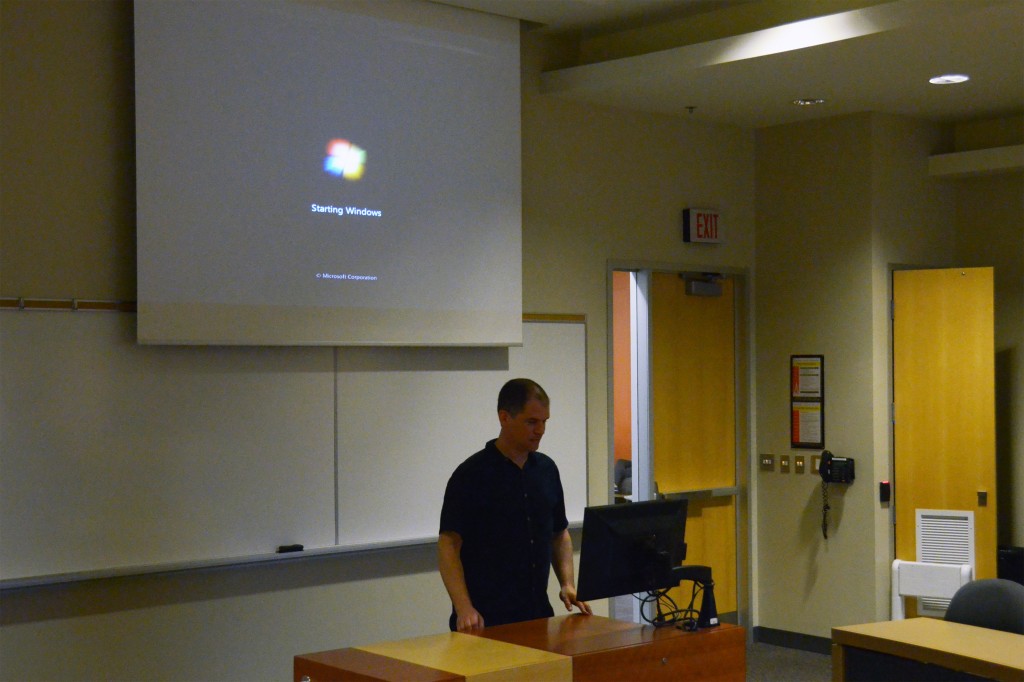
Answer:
821 479 830 539
636 581 704 630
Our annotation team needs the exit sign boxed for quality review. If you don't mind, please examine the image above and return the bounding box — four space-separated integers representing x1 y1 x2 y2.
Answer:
683 208 722 243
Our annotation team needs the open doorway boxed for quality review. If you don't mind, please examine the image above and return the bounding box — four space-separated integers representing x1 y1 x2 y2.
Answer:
611 268 748 626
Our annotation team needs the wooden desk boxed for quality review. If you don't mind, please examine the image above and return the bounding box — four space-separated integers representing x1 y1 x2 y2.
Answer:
295 615 745 682
832 618 1024 682
295 631 570 682
476 614 745 682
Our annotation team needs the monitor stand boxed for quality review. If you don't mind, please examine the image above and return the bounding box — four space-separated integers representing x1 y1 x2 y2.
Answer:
672 565 719 628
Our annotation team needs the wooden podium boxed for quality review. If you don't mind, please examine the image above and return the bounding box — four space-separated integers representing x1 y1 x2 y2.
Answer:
295 614 746 682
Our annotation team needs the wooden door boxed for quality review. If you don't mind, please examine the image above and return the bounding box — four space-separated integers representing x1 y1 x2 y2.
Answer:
651 273 737 615
893 267 996 579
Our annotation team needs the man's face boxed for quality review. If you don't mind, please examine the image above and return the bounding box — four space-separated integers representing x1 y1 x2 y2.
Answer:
499 398 549 454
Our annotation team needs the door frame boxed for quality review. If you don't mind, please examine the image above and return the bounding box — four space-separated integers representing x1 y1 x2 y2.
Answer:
889 264 998 617
606 262 752 630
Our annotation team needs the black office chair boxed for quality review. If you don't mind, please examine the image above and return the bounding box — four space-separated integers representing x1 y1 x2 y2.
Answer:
613 458 632 496
944 578 1024 634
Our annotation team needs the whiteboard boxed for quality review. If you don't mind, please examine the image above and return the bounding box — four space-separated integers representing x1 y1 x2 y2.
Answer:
0 313 586 584
335 320 588 547
0 313 336 582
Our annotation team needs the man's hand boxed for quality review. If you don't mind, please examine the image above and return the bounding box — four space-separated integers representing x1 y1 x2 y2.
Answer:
455 605 486 631
551 529 591 616
439 531 486 631
559 585 592 616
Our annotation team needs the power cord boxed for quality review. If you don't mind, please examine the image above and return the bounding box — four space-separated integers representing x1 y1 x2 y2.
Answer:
637 581 705 630
821 479 830 539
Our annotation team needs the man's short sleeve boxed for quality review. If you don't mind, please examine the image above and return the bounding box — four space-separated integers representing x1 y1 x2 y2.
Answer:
549 462 569 534
439 467 467 536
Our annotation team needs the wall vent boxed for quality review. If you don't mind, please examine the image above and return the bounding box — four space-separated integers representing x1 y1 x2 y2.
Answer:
916 509 975 614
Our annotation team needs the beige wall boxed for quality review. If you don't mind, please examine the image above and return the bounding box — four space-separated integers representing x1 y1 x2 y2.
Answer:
0 0 136 298
755 115 880 634
1 548 453 680
520 29 757 509
751 110 1022 635
1 2 1020 680
952 166 1024 547
948 115 1024 548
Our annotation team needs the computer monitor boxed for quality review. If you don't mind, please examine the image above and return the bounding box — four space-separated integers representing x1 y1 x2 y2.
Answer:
576 498 688 602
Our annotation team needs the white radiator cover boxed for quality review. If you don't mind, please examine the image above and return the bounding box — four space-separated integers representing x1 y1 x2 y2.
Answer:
916 509 975 614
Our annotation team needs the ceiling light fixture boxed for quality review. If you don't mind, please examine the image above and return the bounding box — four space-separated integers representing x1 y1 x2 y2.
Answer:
929 74 970 84
793 98 826 106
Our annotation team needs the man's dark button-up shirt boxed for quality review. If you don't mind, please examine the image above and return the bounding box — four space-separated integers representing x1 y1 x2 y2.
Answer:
439 439 568 628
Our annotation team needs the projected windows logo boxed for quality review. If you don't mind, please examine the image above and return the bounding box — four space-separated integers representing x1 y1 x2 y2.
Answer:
323 138 366 180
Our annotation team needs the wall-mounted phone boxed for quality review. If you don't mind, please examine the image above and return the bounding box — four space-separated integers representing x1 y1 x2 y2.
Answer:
819 450 855 483
819 450 854 539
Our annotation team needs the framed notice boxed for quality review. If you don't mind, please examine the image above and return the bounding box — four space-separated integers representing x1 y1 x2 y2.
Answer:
791 355 824 448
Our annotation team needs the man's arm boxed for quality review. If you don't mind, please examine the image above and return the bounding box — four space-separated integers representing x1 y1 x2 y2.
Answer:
551 528 592 615
438 530 485 630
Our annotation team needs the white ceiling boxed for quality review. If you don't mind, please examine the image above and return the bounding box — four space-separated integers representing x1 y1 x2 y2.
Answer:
438 0 1024 129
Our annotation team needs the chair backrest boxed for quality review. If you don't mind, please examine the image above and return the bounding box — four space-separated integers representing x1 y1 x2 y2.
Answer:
613 459 632 495
945 578 1024 634
891 559 973 619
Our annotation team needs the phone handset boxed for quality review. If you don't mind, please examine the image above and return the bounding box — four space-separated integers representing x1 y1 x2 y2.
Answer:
819 450 855 484
819 451 854 538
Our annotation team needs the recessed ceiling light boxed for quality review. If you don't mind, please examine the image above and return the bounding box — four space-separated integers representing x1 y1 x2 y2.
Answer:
793 98 826 106
929 74 970 85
